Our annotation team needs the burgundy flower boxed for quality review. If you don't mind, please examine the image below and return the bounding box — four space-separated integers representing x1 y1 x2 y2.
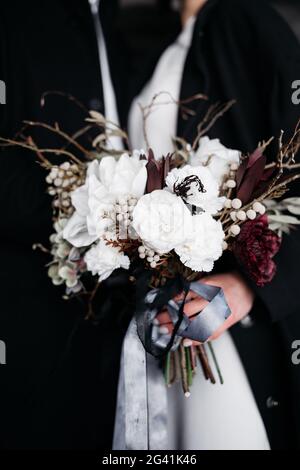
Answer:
145 149 172 193
233 215 281 287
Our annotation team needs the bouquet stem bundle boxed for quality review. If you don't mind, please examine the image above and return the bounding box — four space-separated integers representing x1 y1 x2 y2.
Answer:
164 342 223 396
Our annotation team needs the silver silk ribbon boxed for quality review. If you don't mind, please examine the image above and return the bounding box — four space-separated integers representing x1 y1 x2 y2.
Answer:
112 281 231 450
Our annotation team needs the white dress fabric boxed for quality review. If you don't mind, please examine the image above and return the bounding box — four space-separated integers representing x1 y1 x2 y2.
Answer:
129 17 197 157
129 18 270 450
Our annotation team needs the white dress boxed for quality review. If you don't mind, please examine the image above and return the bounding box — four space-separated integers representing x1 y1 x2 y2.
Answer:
128 18 270 451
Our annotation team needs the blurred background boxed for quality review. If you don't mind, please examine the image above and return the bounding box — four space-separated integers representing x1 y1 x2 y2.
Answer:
116 0 300 90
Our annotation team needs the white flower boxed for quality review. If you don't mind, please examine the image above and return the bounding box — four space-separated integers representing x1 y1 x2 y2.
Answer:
63 153 147 247
55 241 71 259
165 165 225 215
58 263 79 288
48 264 64 286
132 190 194 255
190 136 240 183
175 213 224 272
84 240 130 282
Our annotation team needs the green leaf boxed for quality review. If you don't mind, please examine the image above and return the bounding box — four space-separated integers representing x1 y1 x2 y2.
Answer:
268 214 300 224
287 205 300 215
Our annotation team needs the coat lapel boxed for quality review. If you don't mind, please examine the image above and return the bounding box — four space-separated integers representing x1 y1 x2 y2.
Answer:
177 0 219 142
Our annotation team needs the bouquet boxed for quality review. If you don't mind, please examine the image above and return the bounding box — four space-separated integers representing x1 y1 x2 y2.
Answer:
2 95 300 449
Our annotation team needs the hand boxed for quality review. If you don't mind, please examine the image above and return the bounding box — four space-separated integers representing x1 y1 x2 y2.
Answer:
156 271 255 343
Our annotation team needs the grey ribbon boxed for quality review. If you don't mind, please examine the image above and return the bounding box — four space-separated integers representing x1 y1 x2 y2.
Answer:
112 319 168 450
113 281 230 450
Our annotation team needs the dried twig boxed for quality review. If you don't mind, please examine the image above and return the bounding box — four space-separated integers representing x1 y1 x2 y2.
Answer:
23 121 93 158
0 136 83 165
192 100 236 150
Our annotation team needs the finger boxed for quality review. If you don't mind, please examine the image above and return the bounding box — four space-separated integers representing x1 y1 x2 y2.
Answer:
156 310 172 325
184 297 209 316
208 313 235 341
174 290 198 303
157 297 209 325
182 339 201 347
156 323 173 335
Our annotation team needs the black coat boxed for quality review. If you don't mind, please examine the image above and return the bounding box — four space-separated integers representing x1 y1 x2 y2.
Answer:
0 0 300 451
175 0 300 449
0 0 134 450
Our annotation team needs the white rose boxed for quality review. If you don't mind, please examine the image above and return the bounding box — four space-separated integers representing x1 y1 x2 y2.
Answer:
84 240 130 282
175 213 224 272
63 153 147 247
165 165 225 215
190 136 240 183
132 190 194 255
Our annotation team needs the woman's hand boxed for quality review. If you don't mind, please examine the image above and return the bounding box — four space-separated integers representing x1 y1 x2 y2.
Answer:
156 271 255 343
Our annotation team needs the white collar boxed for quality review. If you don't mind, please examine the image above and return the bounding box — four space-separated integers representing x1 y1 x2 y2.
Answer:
177 16 196 49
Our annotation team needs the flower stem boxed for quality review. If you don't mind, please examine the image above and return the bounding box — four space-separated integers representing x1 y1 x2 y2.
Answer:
180 343 190 397
185 346 193 388
208 342 224 385
197 344 216 384
164 352 171 386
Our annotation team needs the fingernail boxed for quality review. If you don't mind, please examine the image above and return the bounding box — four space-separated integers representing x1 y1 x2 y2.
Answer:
183 339 193 348
159 326 169 335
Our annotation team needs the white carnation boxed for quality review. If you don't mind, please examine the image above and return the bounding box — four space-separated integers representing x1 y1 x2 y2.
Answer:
84 240 130 282
175 213 224 272
165 165 225 215
132 190 194 255
63 153 147 247
190 136 240 183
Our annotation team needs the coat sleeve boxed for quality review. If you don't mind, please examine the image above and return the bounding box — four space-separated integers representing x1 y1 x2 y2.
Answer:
223 0 300 322
0 11 53 248
252 31 300 323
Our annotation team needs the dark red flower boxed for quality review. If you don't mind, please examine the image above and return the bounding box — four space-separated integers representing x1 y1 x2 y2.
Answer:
145 149 172 193
232 215 281 287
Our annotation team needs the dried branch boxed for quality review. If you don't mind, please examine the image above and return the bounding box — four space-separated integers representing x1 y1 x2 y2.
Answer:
23 121 93 158
192 100 236 151
138 91 207 151
40 91 89 114
0 136 83 166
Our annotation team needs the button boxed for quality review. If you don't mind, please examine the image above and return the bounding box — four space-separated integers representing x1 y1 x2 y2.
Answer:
266 397 279 409
240 315 254 328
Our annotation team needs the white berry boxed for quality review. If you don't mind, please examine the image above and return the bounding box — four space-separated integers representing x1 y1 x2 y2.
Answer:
61 162 71 171
230 211 237 221
54 178 62 187
226 179 236 189
231 198 242 210
230 225 241 236
236 210 246 221
253 202 266 215
230 163 239 171
246 209 256 220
